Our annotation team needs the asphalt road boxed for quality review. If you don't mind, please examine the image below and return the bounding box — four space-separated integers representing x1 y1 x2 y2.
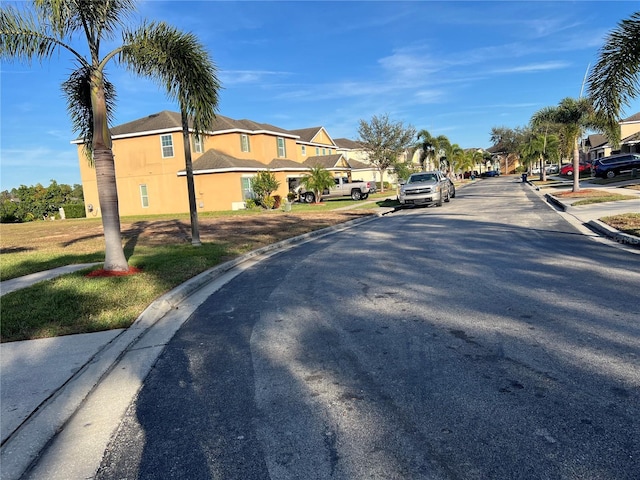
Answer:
96 176 640 480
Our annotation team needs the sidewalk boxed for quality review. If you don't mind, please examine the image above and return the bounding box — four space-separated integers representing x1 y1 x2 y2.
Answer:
526 176 640 248
1 184 638 479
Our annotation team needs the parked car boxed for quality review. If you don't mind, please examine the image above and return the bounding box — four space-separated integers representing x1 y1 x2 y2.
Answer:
545 164 559 174
296 176 374 203
481 170 499 177
440 172 456 199
399 171 449 207
591 153 640 179
463 170 479 179
560 161 591 176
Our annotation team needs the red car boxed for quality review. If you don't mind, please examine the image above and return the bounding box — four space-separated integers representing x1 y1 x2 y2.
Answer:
560 162 591 176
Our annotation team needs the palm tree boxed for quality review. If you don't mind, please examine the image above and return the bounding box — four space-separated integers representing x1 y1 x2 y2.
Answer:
587 11 640 139
416 129 437 170
301 167 335 204
519 130 559 181
530 98 608 192
1 1 219 270
444 143 464 177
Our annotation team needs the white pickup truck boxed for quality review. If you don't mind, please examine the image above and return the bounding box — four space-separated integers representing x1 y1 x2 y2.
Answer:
297 177 375 203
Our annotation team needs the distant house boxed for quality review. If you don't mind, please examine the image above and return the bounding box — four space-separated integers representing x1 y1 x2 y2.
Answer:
74 111 346 216
585 113 640 160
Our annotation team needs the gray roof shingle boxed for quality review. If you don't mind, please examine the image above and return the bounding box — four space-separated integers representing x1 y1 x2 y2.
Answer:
289 127 323 143
334 138 362 149
110 110 297 138
303 154 346 169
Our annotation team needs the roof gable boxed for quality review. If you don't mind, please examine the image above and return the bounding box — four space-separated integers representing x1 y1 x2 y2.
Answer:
289 126 336 146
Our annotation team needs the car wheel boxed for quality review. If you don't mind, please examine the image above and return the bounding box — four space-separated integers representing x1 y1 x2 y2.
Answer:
451 187 456 198
351 190 362 200
361 193 369 200
304 192 315 203
444 191 450 202
606 170 616 179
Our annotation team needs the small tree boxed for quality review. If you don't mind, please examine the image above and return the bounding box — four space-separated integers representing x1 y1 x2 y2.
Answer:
301 167 334 204
358 114 416 193
490 126 526 175
251 170 280 209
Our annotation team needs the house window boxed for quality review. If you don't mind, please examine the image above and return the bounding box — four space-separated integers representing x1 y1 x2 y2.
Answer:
277 137 286 158
161 134 174 158
316 147 320 155
241 177 255 200
322 148 326 155
301 145 306 156
193 135 203 154
241 134 250 153
140 184 149 208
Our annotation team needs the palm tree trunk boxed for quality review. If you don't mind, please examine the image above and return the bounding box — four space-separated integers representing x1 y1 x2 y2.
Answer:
94 147 128 271
91 71 128 272
181 109 201 246
572 137 580 192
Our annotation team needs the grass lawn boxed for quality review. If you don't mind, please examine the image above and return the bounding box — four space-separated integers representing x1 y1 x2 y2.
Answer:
600 213 640 237
1 202 377 342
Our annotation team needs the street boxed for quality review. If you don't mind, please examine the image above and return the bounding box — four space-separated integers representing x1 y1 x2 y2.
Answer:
96 176 640 479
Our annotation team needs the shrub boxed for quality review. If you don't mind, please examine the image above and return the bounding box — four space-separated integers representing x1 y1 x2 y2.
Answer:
63 203 86 219
245 198 258 209
252 171 280 206
272 195 282 209
261 196 275 209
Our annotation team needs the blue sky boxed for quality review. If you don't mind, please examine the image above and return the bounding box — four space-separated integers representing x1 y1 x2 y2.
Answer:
2 1 640 191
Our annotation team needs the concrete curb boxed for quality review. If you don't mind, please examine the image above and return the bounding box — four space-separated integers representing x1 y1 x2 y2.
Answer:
544 193 566 211
0 213 383 480
542 192 639 248
586 219 640 246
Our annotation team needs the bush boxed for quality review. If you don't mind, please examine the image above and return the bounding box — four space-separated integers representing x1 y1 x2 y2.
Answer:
261 196 275 209
272 195 282 209
252 171 280 205
245 199 258 209
62 203 86 219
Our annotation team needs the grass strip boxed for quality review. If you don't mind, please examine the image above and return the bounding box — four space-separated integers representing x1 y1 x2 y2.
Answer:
571 194 636 206
1 243 228 342
600 213 640 237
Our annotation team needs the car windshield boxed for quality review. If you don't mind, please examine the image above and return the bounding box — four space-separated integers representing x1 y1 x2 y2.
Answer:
409 174 436 183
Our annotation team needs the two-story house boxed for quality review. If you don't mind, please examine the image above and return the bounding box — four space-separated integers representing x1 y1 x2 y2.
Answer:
75 111 351 216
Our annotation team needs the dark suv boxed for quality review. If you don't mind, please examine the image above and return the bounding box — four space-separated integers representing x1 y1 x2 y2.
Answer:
591 153 640 179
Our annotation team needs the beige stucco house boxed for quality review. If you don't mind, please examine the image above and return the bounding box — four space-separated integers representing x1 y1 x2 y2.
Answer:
75 111 364 217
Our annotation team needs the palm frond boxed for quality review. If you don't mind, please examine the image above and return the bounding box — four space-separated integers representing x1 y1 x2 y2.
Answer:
0 5 64 62
62 64 116 163
588 11 640 124
33 0 136 40
120 21 220 135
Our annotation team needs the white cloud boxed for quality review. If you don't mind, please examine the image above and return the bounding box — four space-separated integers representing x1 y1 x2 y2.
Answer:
220 70 291 86
490 62 570 75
